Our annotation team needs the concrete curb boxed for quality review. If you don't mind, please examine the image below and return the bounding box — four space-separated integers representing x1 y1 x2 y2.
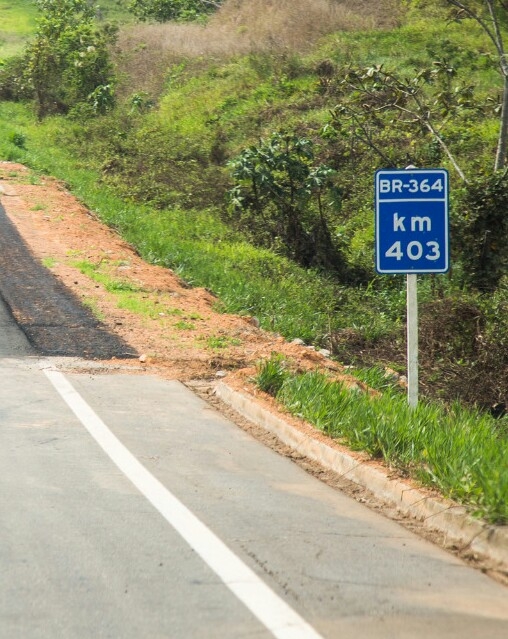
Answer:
215 381 508 572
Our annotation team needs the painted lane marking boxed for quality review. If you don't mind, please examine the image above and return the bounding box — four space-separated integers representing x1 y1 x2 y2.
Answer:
43 368 325 639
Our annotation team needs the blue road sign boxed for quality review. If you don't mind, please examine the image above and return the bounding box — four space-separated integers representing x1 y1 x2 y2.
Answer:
375 169 449 274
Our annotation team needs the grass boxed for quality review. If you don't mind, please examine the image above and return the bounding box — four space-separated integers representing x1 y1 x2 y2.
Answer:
71 259 204 330
72 259 175 320
31 202 47 211
42 256 57 268
205 335 242 349
174 320 196 330
0 0 37 59
255 356 508 524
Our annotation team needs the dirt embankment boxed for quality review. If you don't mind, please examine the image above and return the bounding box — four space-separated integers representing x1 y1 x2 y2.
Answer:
0 162 356 386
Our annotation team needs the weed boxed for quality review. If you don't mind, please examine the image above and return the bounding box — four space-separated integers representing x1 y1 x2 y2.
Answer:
205 335 242 349
41 256 56 268
254 355 289 396
174 320 196 330
8 131 26 149
27 172 41 185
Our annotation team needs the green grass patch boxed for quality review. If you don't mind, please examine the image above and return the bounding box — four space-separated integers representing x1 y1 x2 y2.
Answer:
0 0 37 59
204 335 242 350
254 357 508 525
73 259 143 292
174 320 196 330
41 256 57 268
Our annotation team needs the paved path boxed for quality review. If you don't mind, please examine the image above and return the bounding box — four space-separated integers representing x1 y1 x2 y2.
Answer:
1 294 508 638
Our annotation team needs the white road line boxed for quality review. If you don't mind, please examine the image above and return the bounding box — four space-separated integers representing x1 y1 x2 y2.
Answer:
43 368 325 639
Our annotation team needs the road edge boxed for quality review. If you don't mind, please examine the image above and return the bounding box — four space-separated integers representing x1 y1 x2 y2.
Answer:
215 381 508 573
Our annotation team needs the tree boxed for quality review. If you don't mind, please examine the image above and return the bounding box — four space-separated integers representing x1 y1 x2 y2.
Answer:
25 0 117 119
128 0 223 22
446 1 508 169
228 133 346 274
328 63 480 182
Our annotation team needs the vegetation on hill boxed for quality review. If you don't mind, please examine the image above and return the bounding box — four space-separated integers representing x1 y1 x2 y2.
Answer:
0 0 507 417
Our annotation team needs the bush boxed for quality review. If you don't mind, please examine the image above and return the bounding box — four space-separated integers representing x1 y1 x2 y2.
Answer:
129 0 223 23
452 171 508 292
0 56 33 102
24 0 118 119
227 132 348 275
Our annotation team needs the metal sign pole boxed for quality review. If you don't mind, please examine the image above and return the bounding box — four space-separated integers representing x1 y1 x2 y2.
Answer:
406 273 418 408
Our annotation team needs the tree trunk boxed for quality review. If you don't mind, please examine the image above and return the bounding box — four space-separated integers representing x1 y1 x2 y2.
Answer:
495 73 508 170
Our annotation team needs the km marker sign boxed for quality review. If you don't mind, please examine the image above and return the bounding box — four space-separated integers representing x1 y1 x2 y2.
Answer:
375 169 449 274
375 167 450 408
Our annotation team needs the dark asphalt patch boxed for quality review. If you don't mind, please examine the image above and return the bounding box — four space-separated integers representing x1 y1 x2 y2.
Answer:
0 203 137 359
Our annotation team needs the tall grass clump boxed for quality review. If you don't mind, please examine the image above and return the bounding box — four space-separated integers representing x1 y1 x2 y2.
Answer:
255 357 508 524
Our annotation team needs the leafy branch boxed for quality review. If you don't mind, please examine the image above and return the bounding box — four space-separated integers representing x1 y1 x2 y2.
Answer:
446 0 508 169
328 63 483 181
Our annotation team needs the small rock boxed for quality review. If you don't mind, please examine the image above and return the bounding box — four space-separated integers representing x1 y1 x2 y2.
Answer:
215 370 227 378
139 354 147 363
291 338 305 346
318 348 331 358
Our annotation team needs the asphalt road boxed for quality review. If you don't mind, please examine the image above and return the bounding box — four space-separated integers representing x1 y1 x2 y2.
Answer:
1 297 508 638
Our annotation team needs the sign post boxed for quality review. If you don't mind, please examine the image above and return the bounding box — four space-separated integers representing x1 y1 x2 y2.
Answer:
375 168 449 407
406 273 418 408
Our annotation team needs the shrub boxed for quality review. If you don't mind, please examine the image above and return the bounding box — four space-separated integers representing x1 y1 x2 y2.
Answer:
24 0 118 119
0 56 34 102
227 132 347 275
452 171 508 292
128 0 223 23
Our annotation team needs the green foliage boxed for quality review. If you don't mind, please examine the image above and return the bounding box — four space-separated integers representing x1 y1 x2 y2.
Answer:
453 171 508 291
87 83 115 115
327 62 484 182
255 355 290 396
0 55 33 101
128 0 223 22
8 131 26 149
228 132 347 274
256 360 508 523
23 0 118 118
129 91 155 114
